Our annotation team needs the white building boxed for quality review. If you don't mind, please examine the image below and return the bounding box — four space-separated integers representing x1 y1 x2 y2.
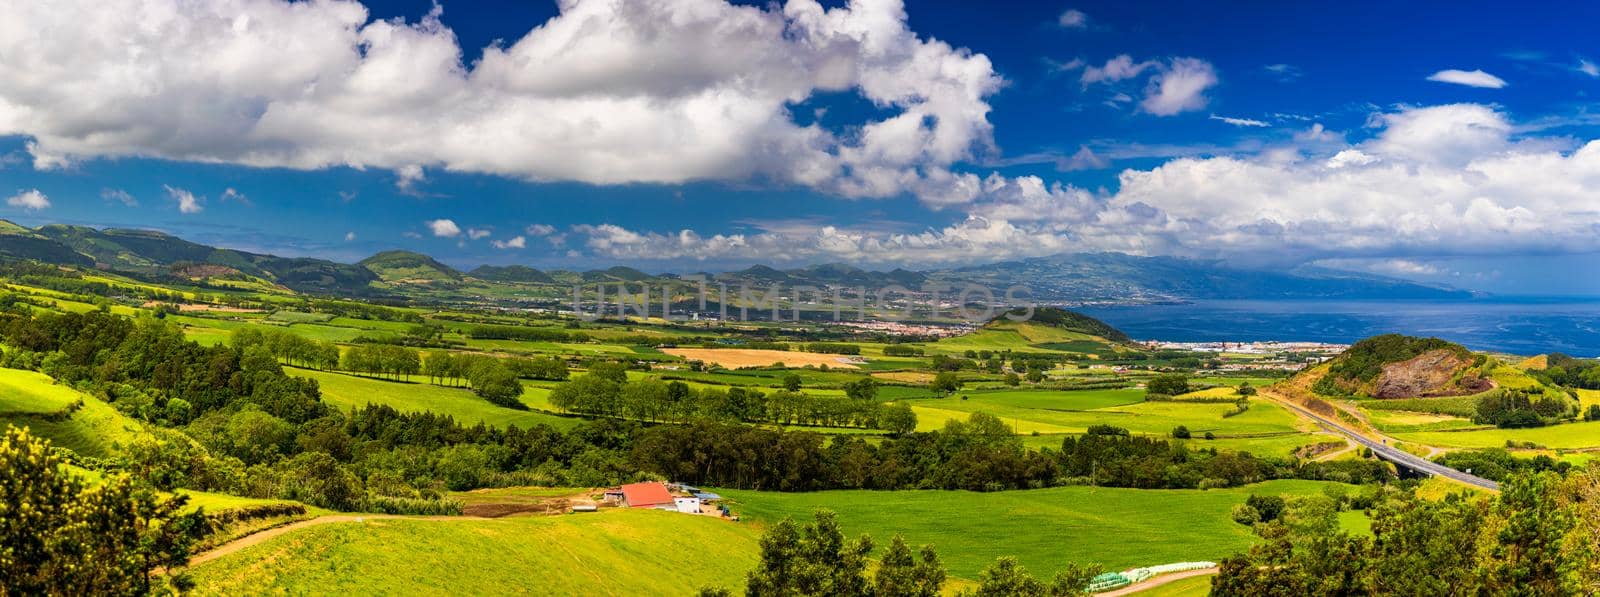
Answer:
673 496 701 514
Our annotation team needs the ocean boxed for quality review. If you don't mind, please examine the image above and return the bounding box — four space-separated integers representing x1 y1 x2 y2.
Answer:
1075 298 1600 357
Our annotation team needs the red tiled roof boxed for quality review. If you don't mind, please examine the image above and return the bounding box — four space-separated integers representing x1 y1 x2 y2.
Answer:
620 482 673 507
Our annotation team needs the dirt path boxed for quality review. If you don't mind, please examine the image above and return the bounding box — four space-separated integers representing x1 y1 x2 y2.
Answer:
188 514 481 567
1098 568 1218 596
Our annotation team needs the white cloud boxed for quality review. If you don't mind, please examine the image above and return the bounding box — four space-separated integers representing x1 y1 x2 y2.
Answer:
1210 114 1269 128
0 0 1003 204
101 188 137 207
1057 9 1087 28
525 224 556 236
164 185 203 214
569 104 1600 268
1057 146 1109 171
6 189 50 211
1081 55 1155 85
467 227 491 240
492 236 527 249
1578 59 1600 78
220 187 251 205
1141 58 1217 116
426 219 461 237
1426 69 1507 89
344 231 357 241
1263 63 1302 81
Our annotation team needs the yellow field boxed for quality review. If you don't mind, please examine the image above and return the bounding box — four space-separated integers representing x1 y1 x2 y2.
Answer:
661 348 860 369
873 371 934 384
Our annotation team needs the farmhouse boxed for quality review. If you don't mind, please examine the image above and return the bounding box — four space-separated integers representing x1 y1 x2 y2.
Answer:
618 482 675 509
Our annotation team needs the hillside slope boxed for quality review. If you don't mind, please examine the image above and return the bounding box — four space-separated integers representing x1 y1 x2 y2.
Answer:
1310 334 1489 398
359 250 463 283
938 307 1131 355
190 509 757 595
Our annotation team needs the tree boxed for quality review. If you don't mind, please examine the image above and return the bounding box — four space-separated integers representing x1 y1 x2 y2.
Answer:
882 403 918 435
587 361 630 383
1 427 207 595
783 374 803 392
1171 425 1191 439
745 510 874 597
964 557 1098 596
1147 374 1189 396
1025 369 1045 384
844 378 880 401
931 372 962 395
874 535 945 597
1585 404 1600 422
1004 372 1021 386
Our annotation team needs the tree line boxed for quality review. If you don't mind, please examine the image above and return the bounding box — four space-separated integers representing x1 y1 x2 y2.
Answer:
547 370 915 432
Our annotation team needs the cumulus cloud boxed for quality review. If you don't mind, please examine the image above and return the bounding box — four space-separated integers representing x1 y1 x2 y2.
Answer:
567 103 1600 268
164 186 203 214
0 0 1003 203
1080 56 1217 116
525 224 556 236
6 189 50 211
426 219 461 237
467 227 492 240
1141 58 1218 115
101 188 137 207
1057 9 1087 28
492 236 527 249
1426 69 1507 88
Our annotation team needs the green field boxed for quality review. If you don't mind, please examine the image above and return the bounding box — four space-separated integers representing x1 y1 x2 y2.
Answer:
907 389 1302 437
0 367 87 413
297 369 582 430
1393 420 1600 449
720 479 1347 580
0 369 148 457
190 509 759 595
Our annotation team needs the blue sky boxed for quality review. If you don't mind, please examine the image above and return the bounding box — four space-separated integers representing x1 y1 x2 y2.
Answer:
2 0 1599 296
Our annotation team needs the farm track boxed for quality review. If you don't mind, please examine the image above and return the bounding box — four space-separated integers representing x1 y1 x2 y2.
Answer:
188 515 487 567
1099 567 1218 596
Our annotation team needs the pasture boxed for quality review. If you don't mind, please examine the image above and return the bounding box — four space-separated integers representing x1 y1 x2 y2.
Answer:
0 374 147 457
720 479 1350 580
189 509 759 595
297 369 582 430
906 389 1304 437
1393 420 1600 450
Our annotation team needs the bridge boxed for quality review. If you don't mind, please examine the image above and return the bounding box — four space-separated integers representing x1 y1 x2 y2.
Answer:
1268 392 1499 491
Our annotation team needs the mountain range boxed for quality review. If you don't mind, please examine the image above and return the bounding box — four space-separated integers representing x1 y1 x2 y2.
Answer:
0 220 1473 302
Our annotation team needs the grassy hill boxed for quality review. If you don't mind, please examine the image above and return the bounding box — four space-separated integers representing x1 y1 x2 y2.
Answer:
189 509 759 595
721 479 1349 579
470 264 555 284
0 368 148 457
358 250 463 283
934 307 1130 356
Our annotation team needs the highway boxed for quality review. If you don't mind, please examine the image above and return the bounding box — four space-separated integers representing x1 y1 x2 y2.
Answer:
1268 392 1500 491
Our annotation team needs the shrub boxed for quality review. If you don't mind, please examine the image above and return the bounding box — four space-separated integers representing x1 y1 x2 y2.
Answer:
1171 425 1192 439
1230 503 1260 525
1147 374 1190 396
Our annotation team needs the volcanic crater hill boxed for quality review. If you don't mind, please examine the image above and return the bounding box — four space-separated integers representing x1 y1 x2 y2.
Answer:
1309 334 1494 399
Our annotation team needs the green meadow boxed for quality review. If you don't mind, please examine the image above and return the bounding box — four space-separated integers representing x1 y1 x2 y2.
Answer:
0 369 147 457
297 368 582 430
720 479 1351 580
189 509 759 595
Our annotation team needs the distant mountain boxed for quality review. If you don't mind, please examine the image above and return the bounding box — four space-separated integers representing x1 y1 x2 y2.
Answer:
0 220 1474 304
359 250 462 283
930 252 1471 302
471 265 555 284
12 222 376 293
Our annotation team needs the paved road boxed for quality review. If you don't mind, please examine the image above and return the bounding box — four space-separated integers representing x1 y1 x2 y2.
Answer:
1268 393 1500 491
